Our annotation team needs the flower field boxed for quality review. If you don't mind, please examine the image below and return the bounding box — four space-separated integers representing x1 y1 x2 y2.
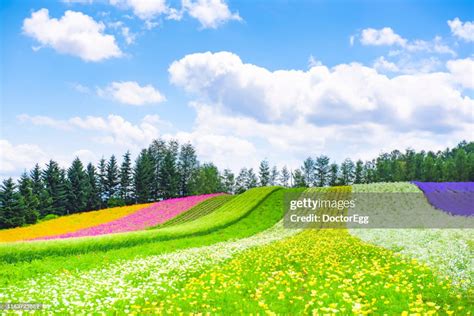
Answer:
154 194 234 228
0 184 472 314
413 181 474 216
35 193 222 240
0 203 152 243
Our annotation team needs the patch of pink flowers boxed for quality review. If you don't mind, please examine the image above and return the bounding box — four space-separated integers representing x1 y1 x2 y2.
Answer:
36 193 222 240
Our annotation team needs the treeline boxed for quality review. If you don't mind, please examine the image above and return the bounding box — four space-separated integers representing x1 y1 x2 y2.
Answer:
0 140 473 228
291 141 474 187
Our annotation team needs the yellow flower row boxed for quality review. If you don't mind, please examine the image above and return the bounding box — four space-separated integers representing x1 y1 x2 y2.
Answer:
0 203 152 243
132 186 471 314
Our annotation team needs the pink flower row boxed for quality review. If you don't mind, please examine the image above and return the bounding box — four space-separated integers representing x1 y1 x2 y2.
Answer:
35 193 223 240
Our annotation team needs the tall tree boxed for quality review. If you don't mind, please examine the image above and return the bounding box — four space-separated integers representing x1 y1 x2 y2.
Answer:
301 157 315 186
85 163 102 210
222 169 235 194
17 173 39 224
235 168 248 194
292 169 306 187
66 157 87 213
190 163 222 194
30 164 46 212
120 151 133 204
270 166 279 186
328 163 339 186
454 149 468 181
354 160 364 184
258 160 271 187
105 155 120 202
97 157 107 206
314 155 330 187
246 168 258 189
178 143 198 196
42 160 68 216
148 139 167 199
339 158 355 185
280 166 290 187
158 141 179 198
0 178 25 228
133 149 155 203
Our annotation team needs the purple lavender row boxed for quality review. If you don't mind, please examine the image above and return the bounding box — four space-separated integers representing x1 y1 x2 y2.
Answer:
412 181 474 216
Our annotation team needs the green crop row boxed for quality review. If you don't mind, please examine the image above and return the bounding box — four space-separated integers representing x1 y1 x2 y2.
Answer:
1 188 303 288
0 186 280 264
153 195 235 229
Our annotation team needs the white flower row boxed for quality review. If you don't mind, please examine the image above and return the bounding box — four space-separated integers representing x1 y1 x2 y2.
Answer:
349 182 474 288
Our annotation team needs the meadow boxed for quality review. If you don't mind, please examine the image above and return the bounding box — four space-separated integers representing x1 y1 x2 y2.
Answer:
0 183 472 314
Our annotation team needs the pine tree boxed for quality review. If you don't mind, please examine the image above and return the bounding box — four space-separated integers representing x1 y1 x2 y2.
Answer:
270 166 279 185
105 155 120 204
178 143 198 196
148 139 167 199
246 168 258 189
120 151 133 204
354 160 364 184
339 158 355 185
222 169 235 194
258 160 271 187
30 164 46 213
97 158 107 207
280 166 290 187
292 169 306 187
66 158 87 213
328 163 339 186
18 172 39 224
235 168 248 194
301 157 315 186
42 160 68 216
0 178 25 228
314 155 330 186
134 149 154 203
85 163 102 210
158 141 179 198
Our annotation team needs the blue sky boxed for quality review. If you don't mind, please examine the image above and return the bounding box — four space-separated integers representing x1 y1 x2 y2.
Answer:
0 0 473 178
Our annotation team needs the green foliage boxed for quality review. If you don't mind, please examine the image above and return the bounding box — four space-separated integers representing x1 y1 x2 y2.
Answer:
0 178 25 228
258 160 271 186
66 157 87 213
41 214 59 221
190 163 223 195
155 194 235 229
0 186 279 264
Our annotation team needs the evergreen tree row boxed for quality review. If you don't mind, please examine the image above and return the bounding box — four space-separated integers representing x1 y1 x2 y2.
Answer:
1 140 473 229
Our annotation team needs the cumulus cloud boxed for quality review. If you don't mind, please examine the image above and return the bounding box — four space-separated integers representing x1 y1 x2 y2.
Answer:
97 81 166 105
168 51 473 170
169 51 472 130
182 0 241 29
22 9 122 62
0 140 48 177
373 56 399 73
17 114 168 148
360 27 407 46
359 27 455 57
447 57 474 89
448 17 474 42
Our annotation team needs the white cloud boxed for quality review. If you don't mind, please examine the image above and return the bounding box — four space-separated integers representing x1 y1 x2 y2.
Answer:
97 81 166 105
121 26 136 44
308 55 322 68
17 114 169 148
0 140 48 177
22 9 122 62
373 56 399 73
448 17 474 42
169 51 472 130
359 27 455 57
182 0 241 29
447 57 474 89
360 27 407 46
110 0 169 20
168 51 473 170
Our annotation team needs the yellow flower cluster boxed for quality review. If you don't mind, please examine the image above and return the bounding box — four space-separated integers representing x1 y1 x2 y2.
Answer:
131 187 470 314
0 203 152 243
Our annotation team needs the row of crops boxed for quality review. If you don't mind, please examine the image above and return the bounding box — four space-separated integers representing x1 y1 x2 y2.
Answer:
0 182 472 314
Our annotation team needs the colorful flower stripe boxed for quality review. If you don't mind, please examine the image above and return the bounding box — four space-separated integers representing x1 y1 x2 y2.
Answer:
413 181 474 216
36 194 223 240
0 203 153 243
